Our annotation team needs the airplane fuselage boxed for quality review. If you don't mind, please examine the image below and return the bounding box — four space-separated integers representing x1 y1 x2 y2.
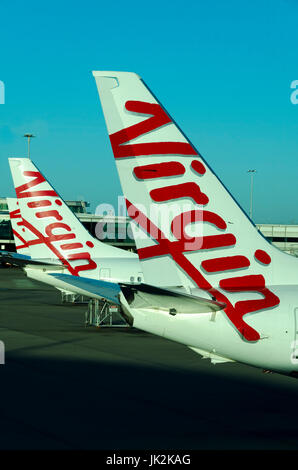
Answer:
24 255 143 292
119 284 298 375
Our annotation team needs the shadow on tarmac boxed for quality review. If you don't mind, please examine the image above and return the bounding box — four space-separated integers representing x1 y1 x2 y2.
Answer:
1 350 298 450
1 268 298 450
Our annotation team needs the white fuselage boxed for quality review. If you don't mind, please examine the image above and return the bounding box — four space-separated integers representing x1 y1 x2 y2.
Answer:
25 261 298 374
119 285 298 375
24 255 143 293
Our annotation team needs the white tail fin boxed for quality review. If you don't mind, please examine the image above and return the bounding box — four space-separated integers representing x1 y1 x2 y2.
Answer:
93 71 298 342
8 158 133 278
7 198 30 256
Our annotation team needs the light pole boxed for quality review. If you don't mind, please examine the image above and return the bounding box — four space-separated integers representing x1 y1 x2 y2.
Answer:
247 169 256 220
23 134 35 159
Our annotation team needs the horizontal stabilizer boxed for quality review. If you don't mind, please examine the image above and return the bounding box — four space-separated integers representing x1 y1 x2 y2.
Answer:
49 273 225 312
0 251 62 268
49 273 121 304
120 282 226 314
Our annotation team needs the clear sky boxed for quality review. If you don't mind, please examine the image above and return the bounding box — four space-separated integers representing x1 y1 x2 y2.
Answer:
0 0 297 223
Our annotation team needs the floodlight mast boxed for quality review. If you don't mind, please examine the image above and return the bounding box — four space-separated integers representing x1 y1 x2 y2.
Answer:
23 134 35 159
247 169 256 220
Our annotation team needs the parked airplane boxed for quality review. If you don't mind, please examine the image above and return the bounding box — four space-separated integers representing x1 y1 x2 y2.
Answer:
4 158 143 302
3 72 298 376
90 70 298 376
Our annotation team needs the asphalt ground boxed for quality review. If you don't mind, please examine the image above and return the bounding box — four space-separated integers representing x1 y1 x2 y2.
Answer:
0 268 298 450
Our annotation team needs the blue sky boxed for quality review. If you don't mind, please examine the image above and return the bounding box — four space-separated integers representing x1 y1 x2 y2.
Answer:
0 0 297 223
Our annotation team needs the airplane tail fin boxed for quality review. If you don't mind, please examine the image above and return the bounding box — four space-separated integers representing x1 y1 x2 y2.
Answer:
93 71 298 341
8 158 133 277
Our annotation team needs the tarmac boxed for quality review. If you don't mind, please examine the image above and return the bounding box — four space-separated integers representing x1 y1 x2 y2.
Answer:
1 268 298 450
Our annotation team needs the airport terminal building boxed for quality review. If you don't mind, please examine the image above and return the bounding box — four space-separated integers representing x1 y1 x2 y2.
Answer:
1 196 298 256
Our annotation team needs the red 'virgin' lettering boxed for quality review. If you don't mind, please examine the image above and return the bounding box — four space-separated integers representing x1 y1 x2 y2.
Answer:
9 209 29 249
35 210 63 221
150 182 209 205
27 200 51 208
171 210 227 233
9 209 21 219
115 100 280 342
11 188 98 276
134 161 185 179
14 215 97 276
66 252 97 275
44 223 75 242
60 243 84 251
16 171 58 199
255 250 271 265
220 275 280 321
137 209 235 258
110 101 198 159
127 200 279 342
170 210 234 252
191 160 206 175
201 256 250 273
